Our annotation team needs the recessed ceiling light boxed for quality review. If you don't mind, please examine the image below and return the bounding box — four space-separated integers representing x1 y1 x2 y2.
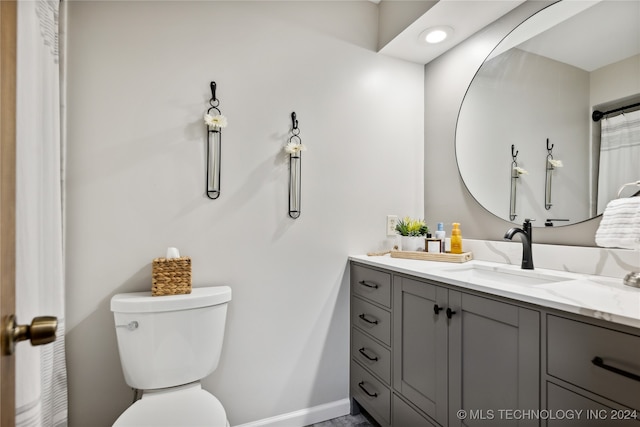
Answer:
419 26 454 45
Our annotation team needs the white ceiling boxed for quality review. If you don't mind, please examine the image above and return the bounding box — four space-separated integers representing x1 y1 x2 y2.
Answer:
378 0 526 64
377 0 640 69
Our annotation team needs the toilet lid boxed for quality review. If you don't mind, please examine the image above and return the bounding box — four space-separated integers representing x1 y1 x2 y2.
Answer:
113 384 227 427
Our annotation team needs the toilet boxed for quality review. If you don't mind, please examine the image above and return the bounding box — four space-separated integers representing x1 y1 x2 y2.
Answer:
110 286 232 427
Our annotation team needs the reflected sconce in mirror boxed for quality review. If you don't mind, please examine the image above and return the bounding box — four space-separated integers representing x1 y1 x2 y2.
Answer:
544 138 563 210
544 139 554 210
285 112 305 219
204 81 227 199
509 144 526 221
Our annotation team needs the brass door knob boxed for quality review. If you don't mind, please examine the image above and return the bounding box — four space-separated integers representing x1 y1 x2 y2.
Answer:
2 314 57 356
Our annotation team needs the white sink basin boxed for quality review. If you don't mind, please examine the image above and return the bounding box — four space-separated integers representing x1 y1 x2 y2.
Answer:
433 263 574 287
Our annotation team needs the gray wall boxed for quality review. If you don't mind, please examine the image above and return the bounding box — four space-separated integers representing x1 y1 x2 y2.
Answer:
377 0 437 50
590 54 640 107
424 0 600 246
64 2 424 426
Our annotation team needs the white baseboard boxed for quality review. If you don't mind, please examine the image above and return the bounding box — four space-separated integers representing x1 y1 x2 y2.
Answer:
233 398 351 427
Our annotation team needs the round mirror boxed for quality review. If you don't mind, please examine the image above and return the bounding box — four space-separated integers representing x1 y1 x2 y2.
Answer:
456 0 640 227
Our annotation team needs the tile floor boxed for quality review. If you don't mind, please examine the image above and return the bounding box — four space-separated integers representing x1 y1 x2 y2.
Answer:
307 412 376 427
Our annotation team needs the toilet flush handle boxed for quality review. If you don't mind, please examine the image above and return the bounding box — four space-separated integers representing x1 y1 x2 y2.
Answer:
116 321 139 331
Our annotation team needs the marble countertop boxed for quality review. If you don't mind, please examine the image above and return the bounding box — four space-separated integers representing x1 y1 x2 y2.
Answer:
349 254 640 329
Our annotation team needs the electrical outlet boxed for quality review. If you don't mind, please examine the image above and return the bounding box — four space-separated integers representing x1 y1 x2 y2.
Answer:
386 215 398 236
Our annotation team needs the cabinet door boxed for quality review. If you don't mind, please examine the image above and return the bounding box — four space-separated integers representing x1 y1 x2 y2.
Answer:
393 276 448 426
448 291 540 427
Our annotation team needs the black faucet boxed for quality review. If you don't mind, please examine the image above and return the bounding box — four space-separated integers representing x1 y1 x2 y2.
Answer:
504 219 534 270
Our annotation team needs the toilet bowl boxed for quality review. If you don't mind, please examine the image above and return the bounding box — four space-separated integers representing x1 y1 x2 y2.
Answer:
113 382 228 427
111 286 231 427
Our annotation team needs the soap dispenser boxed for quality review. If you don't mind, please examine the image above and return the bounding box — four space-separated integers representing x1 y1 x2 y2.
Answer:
435 222 446 253
451 223 463 254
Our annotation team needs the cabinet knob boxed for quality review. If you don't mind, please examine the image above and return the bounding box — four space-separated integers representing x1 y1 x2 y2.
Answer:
446 308 457 319
433 304 443 315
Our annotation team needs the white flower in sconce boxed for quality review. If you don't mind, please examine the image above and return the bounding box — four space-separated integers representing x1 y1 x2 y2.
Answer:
284 141 307 155
204 113 228 130
513 166 529 175
548 159 563 168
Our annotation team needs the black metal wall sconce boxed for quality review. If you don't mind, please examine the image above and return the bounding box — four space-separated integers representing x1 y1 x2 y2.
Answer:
544 138 554 210
204 81 227 199
285 112 305 219
544 138 563 210
509 144 520 221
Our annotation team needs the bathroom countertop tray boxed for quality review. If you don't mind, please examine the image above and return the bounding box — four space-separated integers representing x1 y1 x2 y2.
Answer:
390 250 473 263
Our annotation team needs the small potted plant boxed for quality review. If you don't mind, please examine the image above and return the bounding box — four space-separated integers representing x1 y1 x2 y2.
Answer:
395 217 429 251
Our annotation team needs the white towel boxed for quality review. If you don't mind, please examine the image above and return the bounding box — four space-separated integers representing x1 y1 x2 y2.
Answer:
595 197 640 249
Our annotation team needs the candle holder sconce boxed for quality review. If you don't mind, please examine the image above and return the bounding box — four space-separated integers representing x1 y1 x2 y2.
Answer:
510 144 520 221
204 81 227 199
544 139 554 210
544 138 565 210
285 112 305 219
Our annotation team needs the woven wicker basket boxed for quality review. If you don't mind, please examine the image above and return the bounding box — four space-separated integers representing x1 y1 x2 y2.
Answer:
152 256 192 296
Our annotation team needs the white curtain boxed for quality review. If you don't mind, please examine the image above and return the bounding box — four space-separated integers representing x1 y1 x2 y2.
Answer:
597 109 640 213
15 0 68 426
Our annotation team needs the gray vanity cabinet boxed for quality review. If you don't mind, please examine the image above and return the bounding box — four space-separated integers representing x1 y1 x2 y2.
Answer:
351 260 640 427
393 275 540 427
351 263 542 426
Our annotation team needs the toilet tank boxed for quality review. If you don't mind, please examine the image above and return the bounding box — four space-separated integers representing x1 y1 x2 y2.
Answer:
111 286 231 390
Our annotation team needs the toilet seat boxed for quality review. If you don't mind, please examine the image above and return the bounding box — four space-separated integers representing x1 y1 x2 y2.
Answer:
113 383 228 427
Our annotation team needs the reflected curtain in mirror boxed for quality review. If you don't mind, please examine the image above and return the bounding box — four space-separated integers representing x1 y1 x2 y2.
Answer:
597 110 640 213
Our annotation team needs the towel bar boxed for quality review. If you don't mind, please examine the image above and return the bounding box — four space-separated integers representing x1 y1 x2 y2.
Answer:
616 181 640 198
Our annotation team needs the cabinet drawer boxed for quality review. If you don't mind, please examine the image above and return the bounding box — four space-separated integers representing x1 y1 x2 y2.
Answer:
351 264 391 308
547 382 640 426
351 360 391 426
547 315 640 410
352 296 391 346
352 327 391 385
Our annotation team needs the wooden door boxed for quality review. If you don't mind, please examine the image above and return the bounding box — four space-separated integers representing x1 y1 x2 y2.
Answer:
0 1 17 426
